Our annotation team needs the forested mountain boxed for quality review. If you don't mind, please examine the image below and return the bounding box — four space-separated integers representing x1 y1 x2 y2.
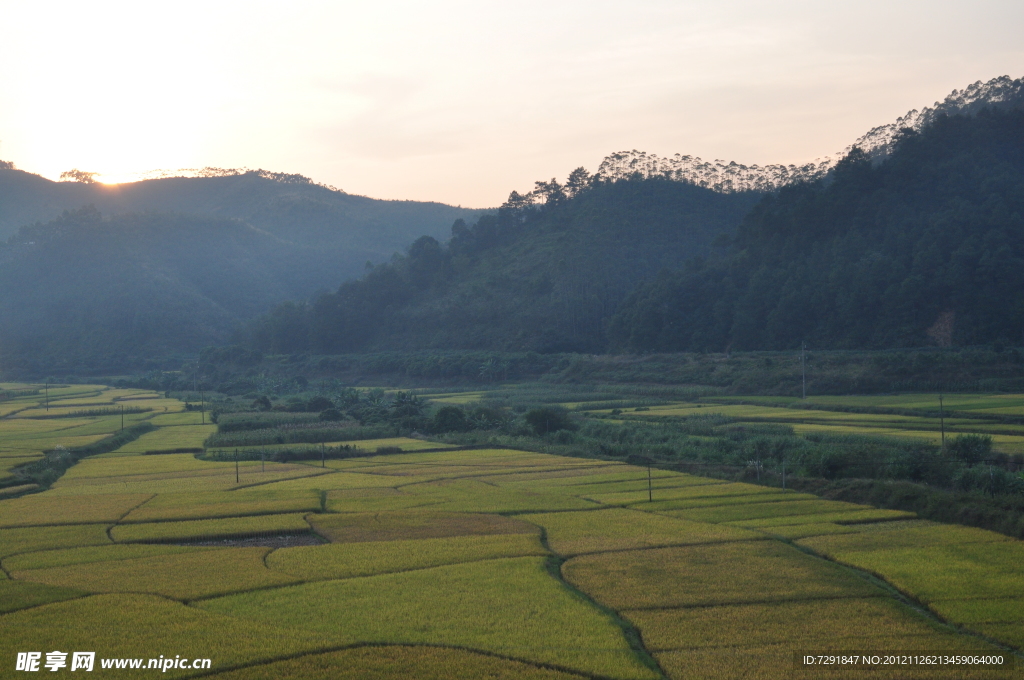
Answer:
609 108 1024 352
0 167 480 273
244 176 762 354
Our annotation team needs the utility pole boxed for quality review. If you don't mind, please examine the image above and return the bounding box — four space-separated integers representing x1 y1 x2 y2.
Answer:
782 459 786 490
200 391 205 425
261 451 265 473
44 382 49 412
939 394 946 451
647 457 653 503
120 404 124 431
235 449 239 483
801 343 807 400
321 442 326 468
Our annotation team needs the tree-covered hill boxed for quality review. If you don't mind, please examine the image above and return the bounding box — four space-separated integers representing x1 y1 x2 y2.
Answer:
609 108 1024 352
245 176 762 354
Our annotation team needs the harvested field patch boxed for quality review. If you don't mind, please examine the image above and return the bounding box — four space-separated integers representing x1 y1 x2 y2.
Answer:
0 493 150 527
197 556 659 680
308 510 538 543
267 533 547 580
524 507 759 556
563 541 877 609
0 593 330 678
13 547 300 600
111 513 312 543
204 646 586 680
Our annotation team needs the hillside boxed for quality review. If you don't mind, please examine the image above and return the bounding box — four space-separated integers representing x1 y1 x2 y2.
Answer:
245 177 762 354
609 107 1024 352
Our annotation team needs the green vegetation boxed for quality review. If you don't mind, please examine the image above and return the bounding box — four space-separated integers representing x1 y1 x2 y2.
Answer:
267 533 547 580
197 557 659 679
13 548 301 600
206 646 587 680
110 513 312 543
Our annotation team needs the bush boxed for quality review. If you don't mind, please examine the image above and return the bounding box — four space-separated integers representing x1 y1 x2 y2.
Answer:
947 434 992 465
432 406 470 433
319 409 344 422
307 395 335 412
524 407 577 435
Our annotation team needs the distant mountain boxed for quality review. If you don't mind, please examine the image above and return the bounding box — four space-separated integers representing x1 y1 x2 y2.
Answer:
596 75 1024 192
0 170 481 374
0 167 482 270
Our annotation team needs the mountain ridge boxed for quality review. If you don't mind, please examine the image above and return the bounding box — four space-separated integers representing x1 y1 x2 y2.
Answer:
594 75 1024 193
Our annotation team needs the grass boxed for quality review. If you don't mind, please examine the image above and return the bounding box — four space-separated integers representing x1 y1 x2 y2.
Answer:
0 493 150 527
206 646 587 680
3 543 217 571
267 533 548 580
727 508 917 527
197 556 659 680
524 507 760 556
0 524 111 559
46 462 325 495
307 510 539 542
325 488 446 512
794 523 1013 553
638 491 818 511
801 541 1024 603
666 499 870 524
563 541 878 609
623 597 955 651
121 489 322 522
102 424 217 455
402 479 600 513
0 593 331 679
929 596 1024 624
12 547 301 600
0 579 87 613
110 512 312 543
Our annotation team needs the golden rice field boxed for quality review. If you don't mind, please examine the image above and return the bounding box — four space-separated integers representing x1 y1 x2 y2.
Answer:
0 384 1020 679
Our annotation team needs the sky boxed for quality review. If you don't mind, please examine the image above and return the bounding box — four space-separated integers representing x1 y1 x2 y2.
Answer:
0 0 1022 208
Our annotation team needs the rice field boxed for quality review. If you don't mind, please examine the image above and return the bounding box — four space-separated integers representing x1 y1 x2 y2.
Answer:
110 513 313 543
0 384 1020 679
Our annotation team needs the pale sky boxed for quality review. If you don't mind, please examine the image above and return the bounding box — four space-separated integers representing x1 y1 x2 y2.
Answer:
1 0 1021 207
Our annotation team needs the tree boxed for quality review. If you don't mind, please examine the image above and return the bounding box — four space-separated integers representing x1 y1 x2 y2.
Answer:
524 406 576 435
59 168 98 183
431 406 470 433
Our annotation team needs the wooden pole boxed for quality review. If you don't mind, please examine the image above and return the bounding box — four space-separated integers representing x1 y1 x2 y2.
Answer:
235 449 239 483
120 404 124 431
321 442 326 468
647 463 652 502
44 383 49 411
801 343 806 400
261 451 265 473
939 394 946 451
